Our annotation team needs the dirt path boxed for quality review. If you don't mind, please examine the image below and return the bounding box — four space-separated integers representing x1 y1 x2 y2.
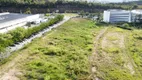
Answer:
90 27 138 80
101 32 135 74
90 27 108 80
0 50 29 80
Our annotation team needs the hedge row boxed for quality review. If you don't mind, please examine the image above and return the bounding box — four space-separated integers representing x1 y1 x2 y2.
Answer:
0 15 64 52
117 23 133 30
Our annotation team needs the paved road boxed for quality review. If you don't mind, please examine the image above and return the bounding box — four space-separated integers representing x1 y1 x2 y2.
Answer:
0 16 71 59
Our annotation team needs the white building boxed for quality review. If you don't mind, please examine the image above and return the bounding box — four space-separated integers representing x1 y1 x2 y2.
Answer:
131 10 142 22
103 9 142 23
0 12 40 33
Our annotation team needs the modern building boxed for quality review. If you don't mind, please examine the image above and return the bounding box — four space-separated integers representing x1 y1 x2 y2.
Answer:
103 9 142 23
131 10 142 22
0 12 40 33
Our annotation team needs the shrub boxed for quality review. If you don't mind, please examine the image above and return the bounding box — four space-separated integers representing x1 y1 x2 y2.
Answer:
0 15 64 52
119 23 132 30
122 23 129 28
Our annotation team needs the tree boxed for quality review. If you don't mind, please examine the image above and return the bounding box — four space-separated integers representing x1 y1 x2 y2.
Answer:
96 13 102 22
132 4 138 9
79 10 84 18
24 8 31 14
136 14 142 23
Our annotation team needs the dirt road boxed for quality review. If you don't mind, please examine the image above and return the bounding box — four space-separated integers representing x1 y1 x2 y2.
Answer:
90 27 108 80
90 27 137 80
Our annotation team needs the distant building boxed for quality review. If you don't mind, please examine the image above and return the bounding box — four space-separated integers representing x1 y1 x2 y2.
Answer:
103 9 142 23
0 12 40 33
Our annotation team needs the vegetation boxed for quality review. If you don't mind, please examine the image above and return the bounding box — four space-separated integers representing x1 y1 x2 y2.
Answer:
0 0 123 8
119 23 132 30
1 18 103 80
15 19 141 80
0 14 142 80
126 29 142 75
11 19 141 80
0 15 64 52
0 0 139 13
92 26 142 80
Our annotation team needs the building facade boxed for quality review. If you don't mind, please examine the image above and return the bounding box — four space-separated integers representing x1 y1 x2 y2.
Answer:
103 9 142 23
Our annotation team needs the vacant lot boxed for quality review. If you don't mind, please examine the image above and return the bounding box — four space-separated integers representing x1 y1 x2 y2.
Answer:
0 18 103 80
0 18 142 80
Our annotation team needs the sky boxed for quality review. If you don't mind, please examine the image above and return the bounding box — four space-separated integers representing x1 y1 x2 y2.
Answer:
87 0 138 3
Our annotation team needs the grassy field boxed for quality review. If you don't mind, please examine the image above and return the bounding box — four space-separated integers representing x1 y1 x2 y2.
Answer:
0 18 103 80
62 13 78 17
21 18 103 80
0 17 142 80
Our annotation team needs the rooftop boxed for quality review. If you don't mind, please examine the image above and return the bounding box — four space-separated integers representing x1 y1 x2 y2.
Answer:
106 9 142 14
131 10 142 14
107 9 129 12
0 12 32 24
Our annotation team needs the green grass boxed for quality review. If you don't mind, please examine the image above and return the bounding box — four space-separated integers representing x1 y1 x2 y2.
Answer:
11 18 103 80
62 13 78 17
104 47 120 54
126 29 142 75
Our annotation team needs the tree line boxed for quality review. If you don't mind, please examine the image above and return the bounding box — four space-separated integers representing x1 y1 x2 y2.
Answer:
0 15 64 52
0 0 122 8
0 0 136 13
